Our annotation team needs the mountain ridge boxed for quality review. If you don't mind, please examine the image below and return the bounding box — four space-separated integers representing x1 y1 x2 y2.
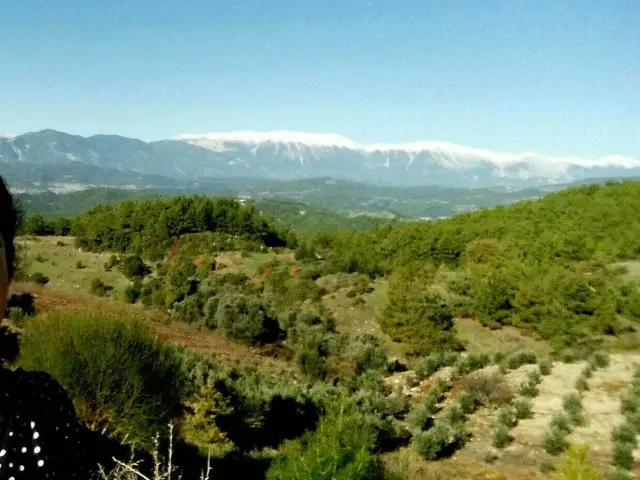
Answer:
2 129 639 190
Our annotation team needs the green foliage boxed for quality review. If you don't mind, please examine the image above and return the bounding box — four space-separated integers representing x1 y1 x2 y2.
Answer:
318 182 640 350
18 312 186 449
608 469 631 480
555 445 605 480
75 260 85 269
412 421 468 461
543 426 569 455
89 277 112 297
575 375 590 392
551 412 572 434
345 334 389 375
73 196 288 259
611 441 634 471
454 352 492 376
123 280 143 304
519 377 539 398
30 271 49 285
563 393 585 426
212 294 280 344
179 382 234 457
120 255 150 279
492 423 511 449
611 424 637 448
514 397 533 420
379 265 459 355
497 406 518 428
459 371 514 408
413 352 458 380
504 350 538 371
539 359 553 376
589 351 611 369
407 398 437 432
266 403 383 480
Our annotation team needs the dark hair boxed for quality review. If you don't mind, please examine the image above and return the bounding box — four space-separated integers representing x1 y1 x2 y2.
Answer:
0 176 17 279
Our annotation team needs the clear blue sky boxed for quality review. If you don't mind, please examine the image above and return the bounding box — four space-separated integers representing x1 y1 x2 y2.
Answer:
1 0 638 157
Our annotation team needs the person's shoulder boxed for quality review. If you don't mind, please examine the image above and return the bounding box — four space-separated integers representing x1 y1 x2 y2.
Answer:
5 368 71 402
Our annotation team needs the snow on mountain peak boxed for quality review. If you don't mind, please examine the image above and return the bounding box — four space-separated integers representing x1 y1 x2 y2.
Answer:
177 131 640 171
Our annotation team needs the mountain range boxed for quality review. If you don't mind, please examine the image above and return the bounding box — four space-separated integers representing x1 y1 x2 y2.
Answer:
1 129 639 192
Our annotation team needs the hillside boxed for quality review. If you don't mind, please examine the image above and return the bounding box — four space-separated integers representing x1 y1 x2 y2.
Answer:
7 181 640 480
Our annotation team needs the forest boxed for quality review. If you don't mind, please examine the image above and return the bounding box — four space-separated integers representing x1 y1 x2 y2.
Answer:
8 180 640 479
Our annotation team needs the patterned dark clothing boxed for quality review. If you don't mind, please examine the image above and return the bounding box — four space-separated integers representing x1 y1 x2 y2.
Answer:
0 368 102 479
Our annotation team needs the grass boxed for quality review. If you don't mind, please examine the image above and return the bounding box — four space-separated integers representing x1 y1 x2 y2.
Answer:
18 237 131 298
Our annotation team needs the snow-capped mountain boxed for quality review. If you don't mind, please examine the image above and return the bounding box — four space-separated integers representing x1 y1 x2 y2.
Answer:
179 131 640 186
1 129 639 191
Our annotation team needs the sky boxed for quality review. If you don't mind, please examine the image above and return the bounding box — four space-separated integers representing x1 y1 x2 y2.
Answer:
1 0 639 157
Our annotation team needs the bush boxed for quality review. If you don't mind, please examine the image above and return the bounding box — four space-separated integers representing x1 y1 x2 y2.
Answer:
497 407 518 428
407 399 437 432
104 254 119 272
7 307 24 323
608 469 631 480
575 375 590 392
90 278 112 297
460 371 514 407
539 359 552 376
5 292 36 317
492 423 511 448
414 352 458 380
514 397 533 420
563 393 585 426
520 378 539 398
75 260 85 269
611 440 634 470
457 392 479 415
18 312 187 449
346 334 389 375
551 412 572 433
611 423 637 448
454 352 491 375
213 294 280 344
120 255 150 280
30 272 49 285
555 444 605 480
504 350 538 371
266 403 382 480
542 426 568 455
588 351 610 369
123 281 142 304
412 421 467 461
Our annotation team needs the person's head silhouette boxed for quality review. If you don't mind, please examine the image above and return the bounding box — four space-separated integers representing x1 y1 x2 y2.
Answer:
0 175 18 315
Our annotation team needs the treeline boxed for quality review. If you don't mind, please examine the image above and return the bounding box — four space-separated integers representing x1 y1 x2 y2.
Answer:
21 196 294 259
299 181 640 353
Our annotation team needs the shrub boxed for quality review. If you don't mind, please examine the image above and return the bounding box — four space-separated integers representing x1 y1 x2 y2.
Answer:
123 281 142 304
90 278 112 297
608 469 631 480
412 421 467 461
407 399 437 432
589 351 610 369
460 371 514 407
505 350 538 371
457 392 479 415
120 255 150 280
414 352 458 380
528 368 542 384
611 423 637 448
520 378 539 398
611 440 634 471
346 334 389 375
30 272 49 285
104 254 119 272
575 375 590 392
563 393 585 427
542 426 568 455
18 312 187 449
444 403 466 425
266 403 382 480
75 260 85 269
551 412 572 433
212 294 280 344
555 444 605 480
454 352 491 375
539 359 552 376
492 423 511 448
514 397 533 420
6 293 36 317
497 407 518 428
7 307 24 323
